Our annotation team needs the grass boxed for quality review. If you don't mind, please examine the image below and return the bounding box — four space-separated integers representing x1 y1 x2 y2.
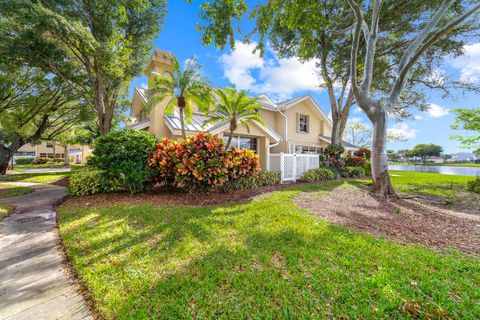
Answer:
58 180 480 319
0 183 33 198
388 170 474 199
0 203 13 220
14 163 66 169
0 171 69 184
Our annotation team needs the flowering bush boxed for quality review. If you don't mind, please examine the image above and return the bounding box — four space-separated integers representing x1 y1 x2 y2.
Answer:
149 132 259 191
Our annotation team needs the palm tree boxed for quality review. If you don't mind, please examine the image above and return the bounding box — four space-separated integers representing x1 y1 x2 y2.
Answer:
204 87 264 149
146 57 213 139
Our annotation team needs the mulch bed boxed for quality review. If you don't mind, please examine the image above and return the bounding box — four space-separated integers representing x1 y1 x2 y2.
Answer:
50 176 70 187
63 184 290 207
296 188 480 255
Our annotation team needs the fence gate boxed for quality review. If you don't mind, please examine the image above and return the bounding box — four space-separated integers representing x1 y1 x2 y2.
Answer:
268 153 320 183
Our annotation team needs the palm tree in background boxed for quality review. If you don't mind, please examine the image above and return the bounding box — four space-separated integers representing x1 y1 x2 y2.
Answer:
146 56 213 139
204 86 264 149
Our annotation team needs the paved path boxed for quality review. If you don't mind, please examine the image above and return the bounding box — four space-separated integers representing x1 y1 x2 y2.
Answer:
0 183 92 320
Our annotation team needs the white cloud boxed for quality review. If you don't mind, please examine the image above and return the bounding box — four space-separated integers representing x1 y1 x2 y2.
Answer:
219 41 264 89
349 117 364 123
414 115 423 120
140 82 148 89
220 40 321 100
450 43 480 82
352 106 364 114
387 123 418 139
427 103 449 118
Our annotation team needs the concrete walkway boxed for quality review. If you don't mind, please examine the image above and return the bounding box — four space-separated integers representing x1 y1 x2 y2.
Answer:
0 183 92 320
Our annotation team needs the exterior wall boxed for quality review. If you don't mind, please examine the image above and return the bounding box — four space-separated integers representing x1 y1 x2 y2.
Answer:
259 109 277 130
284 100 327 148
16 142 92 163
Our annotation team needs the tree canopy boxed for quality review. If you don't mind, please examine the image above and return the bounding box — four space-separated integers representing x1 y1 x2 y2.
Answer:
0 0 167 134
451 107 480 150
0 66 91 174
409 144 444 163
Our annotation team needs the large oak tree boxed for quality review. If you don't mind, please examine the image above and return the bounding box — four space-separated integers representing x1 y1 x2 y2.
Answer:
0 67 90 174
0 0 167 134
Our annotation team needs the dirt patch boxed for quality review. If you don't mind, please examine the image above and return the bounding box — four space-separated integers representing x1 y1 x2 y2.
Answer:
50 176 69 187
63 184 291 208
296 188 480 255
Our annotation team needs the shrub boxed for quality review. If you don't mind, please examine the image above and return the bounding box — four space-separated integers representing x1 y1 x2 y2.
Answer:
88 129 158 193
68 168 105 196
345 155 366 167
466 177 480 194
33 157 51 164
354 147 371 159
323 144 345 159
363 160 372 176
225 171 281 191
341 166 366 178
15 157 34 165
301 167 336 182
149 132 259 191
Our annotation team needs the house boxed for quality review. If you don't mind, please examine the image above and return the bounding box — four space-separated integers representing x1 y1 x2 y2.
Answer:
14 141 92 164
448 152 478 163
128 49 358 170
425 156 444 163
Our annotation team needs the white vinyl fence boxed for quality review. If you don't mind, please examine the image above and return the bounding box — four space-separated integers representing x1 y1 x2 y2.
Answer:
268 153 320 183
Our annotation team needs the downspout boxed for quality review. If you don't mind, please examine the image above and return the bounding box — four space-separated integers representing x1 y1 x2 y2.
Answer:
277 108 290 152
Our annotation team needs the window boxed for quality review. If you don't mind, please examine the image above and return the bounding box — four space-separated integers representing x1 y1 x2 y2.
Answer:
298 114 309 133
294 145 322 154
46 143 54 148
227 135 258 153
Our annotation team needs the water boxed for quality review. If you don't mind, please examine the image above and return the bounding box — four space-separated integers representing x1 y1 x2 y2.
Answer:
388 164 480 177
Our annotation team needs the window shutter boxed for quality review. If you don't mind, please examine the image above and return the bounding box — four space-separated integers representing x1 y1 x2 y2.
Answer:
296 113 299 133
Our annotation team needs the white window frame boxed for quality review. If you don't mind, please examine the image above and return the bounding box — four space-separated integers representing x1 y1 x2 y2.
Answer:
228 135 258 153
298 114 309 133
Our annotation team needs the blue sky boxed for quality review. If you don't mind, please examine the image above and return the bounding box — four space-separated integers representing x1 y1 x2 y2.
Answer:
129 1 480 154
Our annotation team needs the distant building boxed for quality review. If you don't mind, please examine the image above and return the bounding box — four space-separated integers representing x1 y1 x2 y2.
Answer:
14 141 92 164
425 156 444 163
448 152 478 163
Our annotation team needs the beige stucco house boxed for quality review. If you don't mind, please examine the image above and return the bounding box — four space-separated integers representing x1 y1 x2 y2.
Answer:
15 142 92 164
128 49 358 170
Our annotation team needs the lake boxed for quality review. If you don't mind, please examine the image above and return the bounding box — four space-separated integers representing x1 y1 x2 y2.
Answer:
389 164 480 177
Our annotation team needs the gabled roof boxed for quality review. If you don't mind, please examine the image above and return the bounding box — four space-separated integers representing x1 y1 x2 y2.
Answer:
278 94 333 125
319 135 359 150
136 87 148 103
164 112 281 142
164 112 215 133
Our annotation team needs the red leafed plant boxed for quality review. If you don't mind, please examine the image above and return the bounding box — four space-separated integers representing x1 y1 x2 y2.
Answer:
149 132 259 191
354 147 372 159
345 155 366 167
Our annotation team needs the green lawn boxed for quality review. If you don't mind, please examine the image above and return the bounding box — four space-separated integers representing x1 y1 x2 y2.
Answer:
0 183 33 198
388 170 474 199
0 203 13 220
14 163 66 169
0 172 69 184
58 179 480 319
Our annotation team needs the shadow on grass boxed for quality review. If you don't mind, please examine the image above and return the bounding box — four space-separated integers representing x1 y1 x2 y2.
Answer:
58 181 480 319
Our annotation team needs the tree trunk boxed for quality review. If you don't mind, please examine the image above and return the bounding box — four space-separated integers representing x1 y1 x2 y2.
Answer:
0 136 21 175
64 145 69 166
179 107 187 139
370 109 396 197
226 130 235 149
52 142 56 159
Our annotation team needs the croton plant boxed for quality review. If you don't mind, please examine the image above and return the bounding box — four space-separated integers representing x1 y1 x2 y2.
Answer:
149 132 259 190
